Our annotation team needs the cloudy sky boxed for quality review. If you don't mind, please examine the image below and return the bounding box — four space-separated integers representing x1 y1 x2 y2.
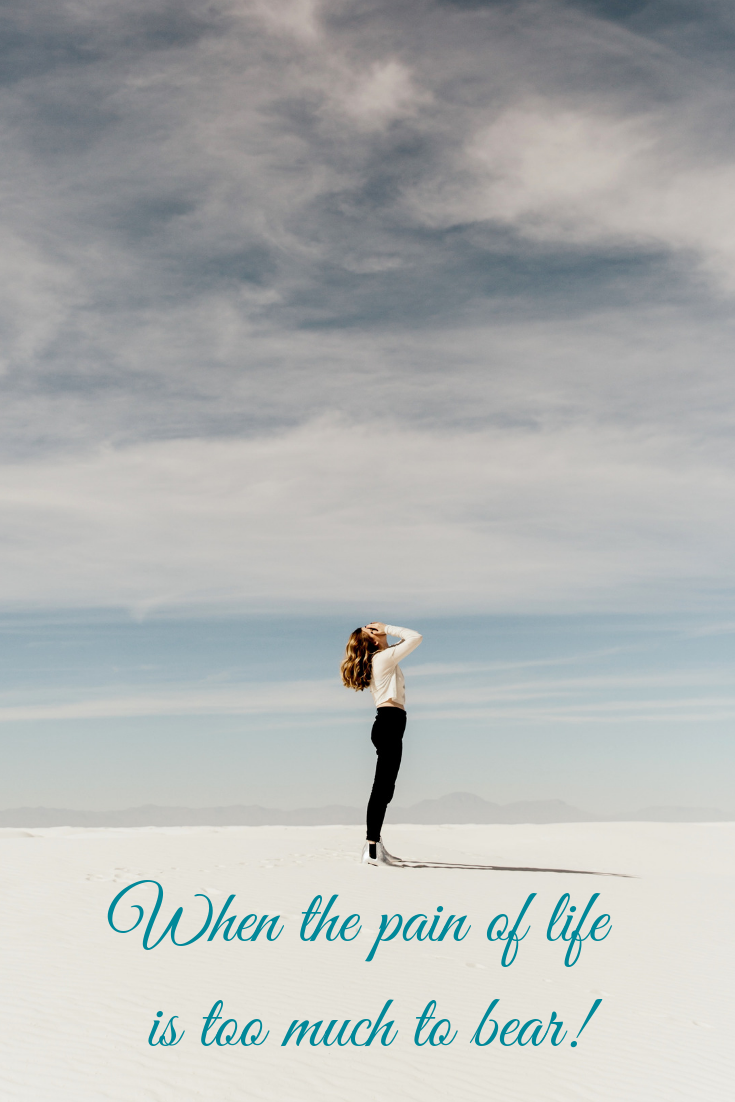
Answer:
1 0 734 813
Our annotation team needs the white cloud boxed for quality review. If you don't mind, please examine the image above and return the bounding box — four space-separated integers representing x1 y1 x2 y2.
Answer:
0 678 348 721
334 59 430 130
0 0 733 450
0 0 734 615
408 98 735 291
247 0 323 41
1 663 733 724
0 415 734 612
0 228 82 373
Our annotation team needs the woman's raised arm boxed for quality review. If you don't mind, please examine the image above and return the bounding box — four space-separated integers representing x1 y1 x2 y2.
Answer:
382 625 423 662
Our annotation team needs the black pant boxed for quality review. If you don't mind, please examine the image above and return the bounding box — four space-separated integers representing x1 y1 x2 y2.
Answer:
366 707 407 841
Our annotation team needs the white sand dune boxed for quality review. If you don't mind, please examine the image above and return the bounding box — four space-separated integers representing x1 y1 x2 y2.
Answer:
0 823 732 1101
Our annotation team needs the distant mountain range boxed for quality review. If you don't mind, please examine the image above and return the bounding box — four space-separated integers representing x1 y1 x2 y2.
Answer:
0 792 730 827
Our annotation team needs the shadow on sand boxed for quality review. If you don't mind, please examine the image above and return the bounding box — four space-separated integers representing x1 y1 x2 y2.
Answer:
384 857 633 877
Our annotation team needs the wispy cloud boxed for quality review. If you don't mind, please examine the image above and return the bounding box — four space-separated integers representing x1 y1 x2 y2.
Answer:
0 679 350 722
0 0 734 615
420 704 735 724
1 664 733 723
0 417 734 611
409 645 637 677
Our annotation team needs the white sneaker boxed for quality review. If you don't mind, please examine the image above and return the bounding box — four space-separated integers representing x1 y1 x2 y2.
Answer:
361 840 402 866
361 841 379 866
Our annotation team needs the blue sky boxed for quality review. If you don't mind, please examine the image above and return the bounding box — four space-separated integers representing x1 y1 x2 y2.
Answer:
1 611 733 813
1 0 734 812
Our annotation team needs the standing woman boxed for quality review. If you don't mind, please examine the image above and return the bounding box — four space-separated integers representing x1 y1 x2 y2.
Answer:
340 622 423 865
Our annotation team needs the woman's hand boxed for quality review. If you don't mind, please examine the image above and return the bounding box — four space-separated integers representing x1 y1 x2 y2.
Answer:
363 621 387 636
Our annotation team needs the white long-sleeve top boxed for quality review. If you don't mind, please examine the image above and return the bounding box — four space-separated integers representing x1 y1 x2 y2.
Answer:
369 625 423 709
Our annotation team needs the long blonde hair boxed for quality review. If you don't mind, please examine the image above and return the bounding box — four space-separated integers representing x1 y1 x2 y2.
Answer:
340 628 377 691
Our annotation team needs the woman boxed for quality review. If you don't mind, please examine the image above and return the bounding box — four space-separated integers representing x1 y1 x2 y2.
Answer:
340 622 423 866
